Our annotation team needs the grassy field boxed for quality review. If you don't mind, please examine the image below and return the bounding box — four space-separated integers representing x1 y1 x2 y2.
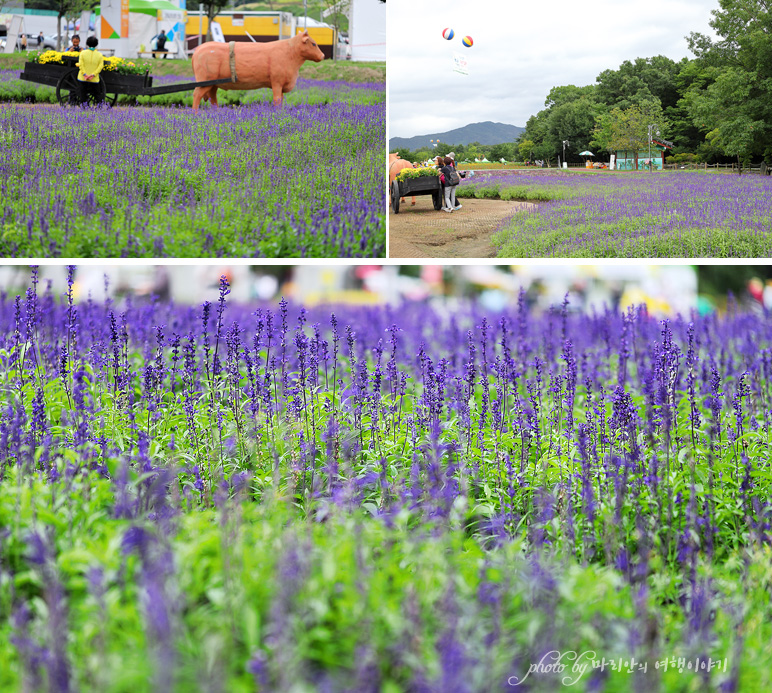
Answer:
454 169 772 258
459 162 531 170
0 53 384 105
0 53 385 77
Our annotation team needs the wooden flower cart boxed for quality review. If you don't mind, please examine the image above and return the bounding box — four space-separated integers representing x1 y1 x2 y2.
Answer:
19 55 230 106
390 175 442 214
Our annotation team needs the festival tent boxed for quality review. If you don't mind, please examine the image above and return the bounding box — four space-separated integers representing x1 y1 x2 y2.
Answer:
295 15 334 29
97 0 186 58
349 0 385 61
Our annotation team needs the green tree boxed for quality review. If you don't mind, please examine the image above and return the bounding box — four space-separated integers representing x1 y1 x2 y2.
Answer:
596 56 683 110
313 0 350 35
201 0 230 42
546 97 604 162
31 0 95 50
670 59 723 159
544 84 596 108
412 148 432 163
681 66 765 172
683 0 772 166
698 265 772 298
435 142 452 157
518 138 535 161
595 55 706 154
519 85 602 164
593 101 667 167
489 143 514 161
466 143 481 160
522 112 556 165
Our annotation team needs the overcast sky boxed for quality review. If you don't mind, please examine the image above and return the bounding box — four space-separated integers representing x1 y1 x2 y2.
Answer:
388 0 720 140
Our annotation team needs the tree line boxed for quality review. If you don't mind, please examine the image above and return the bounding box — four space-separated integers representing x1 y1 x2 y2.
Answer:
400 1 772 173
393 141 519 165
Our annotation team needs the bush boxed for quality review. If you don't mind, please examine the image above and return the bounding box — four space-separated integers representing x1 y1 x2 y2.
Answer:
667 152 700 165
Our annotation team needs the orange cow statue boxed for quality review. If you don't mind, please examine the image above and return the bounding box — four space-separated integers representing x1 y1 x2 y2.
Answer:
192 31 325 110
388 153 416 207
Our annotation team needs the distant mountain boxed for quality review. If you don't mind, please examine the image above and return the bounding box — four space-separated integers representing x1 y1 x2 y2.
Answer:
389 121 525 151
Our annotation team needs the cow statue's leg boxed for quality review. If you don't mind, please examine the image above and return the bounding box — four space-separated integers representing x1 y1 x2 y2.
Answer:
193 86 219 110
271 83 284 107
192 86 205 111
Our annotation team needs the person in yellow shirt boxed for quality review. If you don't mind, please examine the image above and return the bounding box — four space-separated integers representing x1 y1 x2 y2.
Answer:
76 36 105 106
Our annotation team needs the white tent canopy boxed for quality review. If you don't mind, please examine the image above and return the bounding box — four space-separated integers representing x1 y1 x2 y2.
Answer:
295 16 334 29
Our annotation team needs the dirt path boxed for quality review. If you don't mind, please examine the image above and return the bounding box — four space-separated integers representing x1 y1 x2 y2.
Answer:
388 196 535 258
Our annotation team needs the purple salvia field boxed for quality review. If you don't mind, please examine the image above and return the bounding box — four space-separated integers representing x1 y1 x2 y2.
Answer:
0 69 19 86
0 77 385 258
0 269 770 690
455 170 772 257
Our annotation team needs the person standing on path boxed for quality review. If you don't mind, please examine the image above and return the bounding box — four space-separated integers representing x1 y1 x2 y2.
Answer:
439 156 457 212
76 36 105 106
446 153 464 211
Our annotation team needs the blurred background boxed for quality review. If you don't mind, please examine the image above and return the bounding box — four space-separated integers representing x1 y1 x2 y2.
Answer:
0 264 770 316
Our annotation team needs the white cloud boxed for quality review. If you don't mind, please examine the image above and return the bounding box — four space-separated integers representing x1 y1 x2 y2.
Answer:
388 0 719 139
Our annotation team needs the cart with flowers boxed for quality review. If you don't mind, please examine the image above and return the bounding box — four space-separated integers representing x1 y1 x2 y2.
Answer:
390 167 442 214
19 51 230 106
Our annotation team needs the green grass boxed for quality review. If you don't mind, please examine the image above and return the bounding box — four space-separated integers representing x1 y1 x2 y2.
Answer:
0 53 383 107
0 80 383 108
456 182 571 202
0 53 383 80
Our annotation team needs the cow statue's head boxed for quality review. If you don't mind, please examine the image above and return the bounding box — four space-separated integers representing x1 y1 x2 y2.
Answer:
298 30 325 62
